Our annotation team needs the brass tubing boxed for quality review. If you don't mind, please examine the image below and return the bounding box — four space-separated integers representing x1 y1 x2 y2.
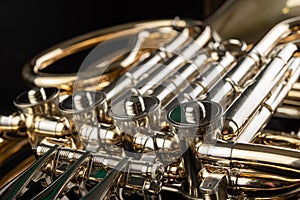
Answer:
208 17 300 108
196 142 300 178
235 52 300 143
156 50 236 108
136 25 215 96
79 46 235 155
112 24 216 104
292 81 300 90
282 98 300 107
256 130 300 149
4 16 300 199
287 89 300 100
225 44 298 142
151 53 211 108
164 51 236 111
201 166 300 198
231 143 300 178
103 26 197 101
275 104 300 119
36 144 164 178
0 134 34 188
233 169 300 198
22 19 197 90
0 114 25 133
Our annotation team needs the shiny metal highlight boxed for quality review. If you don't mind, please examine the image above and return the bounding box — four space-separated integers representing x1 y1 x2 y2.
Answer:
1 15 300 200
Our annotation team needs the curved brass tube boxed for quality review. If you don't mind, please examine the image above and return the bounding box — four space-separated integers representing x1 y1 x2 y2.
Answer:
2 11 300 199
22 19 200 91
256 130 300 150
207 0 300 43
200 167 300 198
196 142 300 178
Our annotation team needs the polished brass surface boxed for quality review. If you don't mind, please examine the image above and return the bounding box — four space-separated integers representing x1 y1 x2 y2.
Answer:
22 19 198 91
0 133 35 188
1 6 300 200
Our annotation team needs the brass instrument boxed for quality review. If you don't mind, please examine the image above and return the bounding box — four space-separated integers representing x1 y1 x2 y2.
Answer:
1 2 300 199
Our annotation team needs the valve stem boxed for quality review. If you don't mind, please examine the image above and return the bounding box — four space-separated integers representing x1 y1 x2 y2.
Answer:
28 88 47 104
124 95 146 116
184 101 206 124
73 92 93 111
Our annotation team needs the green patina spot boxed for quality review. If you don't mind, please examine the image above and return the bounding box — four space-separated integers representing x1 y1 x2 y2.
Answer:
169 106 184 123
91 169 107 178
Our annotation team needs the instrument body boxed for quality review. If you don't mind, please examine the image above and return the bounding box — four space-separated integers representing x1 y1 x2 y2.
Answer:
0 13 300 200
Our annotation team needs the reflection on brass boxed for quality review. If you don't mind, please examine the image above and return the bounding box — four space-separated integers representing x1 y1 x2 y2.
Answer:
0 155 35 188
1 12 300 200
0 133 35 188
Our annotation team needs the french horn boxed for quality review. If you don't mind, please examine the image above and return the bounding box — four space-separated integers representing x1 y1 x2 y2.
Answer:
1 1 300 199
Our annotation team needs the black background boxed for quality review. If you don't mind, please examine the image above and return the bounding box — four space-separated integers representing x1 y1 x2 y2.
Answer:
0 0 225 114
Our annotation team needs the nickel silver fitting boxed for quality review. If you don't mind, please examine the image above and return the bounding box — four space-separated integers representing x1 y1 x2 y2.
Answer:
125 95 146 116
14 87 60 117
167 100 223 144
184 101 206 124
1 87 61 146
110 95 161 133
59 91 109 129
